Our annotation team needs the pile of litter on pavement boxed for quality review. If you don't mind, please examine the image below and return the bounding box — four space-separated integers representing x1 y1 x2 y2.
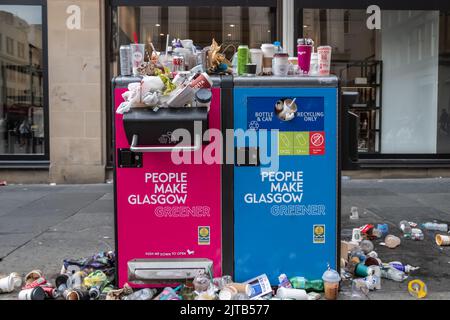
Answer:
340 207 450 299
0 250 337 300
1 212 449 300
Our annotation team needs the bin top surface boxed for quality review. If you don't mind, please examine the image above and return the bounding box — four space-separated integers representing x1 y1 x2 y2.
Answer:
233 75 338 87
112 75 221 88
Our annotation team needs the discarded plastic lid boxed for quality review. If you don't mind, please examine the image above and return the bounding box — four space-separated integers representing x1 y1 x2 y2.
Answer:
322 267 340 283
408 279 427 299
384 235 401 248
195 88 212 103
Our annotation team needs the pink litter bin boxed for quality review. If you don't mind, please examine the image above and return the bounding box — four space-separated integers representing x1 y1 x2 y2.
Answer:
113 76 223 288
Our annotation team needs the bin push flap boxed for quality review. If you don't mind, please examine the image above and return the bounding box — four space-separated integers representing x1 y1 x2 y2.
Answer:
123 107 209 152
127 258 213 284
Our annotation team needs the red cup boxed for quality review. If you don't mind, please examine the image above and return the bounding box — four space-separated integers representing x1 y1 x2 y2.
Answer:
297 45 313 74
190 72 213 89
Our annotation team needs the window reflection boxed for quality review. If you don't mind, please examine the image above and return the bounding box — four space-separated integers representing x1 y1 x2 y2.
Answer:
303 9 450 155
0 5 44 155
113 6 275 74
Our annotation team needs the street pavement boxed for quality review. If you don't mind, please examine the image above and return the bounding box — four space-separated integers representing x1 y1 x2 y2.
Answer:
0 178 450 300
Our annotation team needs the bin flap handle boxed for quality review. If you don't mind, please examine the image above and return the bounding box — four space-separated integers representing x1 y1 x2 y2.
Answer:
130 134 202 153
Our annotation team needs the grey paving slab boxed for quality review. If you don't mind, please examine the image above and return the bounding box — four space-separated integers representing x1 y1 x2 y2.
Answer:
341 187 397 197
402 193 450 215
0 191 51 217
0 246 18 262
344 195 426 209
77 199 114 214
15 192 105 214
99 193 113 201
0 185 65 193
55 184 113 194
368 206 450 225
0 192 105 233
364 178 450 194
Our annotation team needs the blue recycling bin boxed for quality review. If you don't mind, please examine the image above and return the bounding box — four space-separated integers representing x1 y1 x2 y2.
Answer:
232 76 340 283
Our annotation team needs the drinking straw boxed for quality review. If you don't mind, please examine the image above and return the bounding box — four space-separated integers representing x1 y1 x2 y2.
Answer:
133 31 138 44
166 34 170 54
289 98 297 108
149 42 157 54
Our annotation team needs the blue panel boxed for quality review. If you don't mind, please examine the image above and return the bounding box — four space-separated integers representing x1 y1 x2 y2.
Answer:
233 87 338 284
247 97 324 131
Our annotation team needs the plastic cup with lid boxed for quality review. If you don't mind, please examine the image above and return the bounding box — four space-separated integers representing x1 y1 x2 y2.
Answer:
322 266 341 300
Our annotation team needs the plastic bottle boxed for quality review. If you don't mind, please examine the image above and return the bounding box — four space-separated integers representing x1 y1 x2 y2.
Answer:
351 279 369 300
411 228 424 241
380 264 408 282
359 240 374 254
231 53 238 75
289 277 324 292
122 288 157 300
309 53 319 76
399 220 412 238
421 222 448 232
278 274 292 288
349 247 366 262
237 45 250 76
388 262 419 273
273 41 283 53
193 274 211 293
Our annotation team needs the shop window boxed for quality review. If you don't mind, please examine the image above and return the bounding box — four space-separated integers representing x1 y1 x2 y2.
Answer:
112 5 276 75
18 42 25 58
6 36 13 55
302 8 450 155
106 3 278 166
0 4 47 158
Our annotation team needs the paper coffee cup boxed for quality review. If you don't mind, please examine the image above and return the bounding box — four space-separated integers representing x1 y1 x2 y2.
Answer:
25 270 42 284
351 228 362 243
10 272 22 289
18 287 45 300
250 49 263 75
261 43 275 74
436 234 450 246
190 72 213 89
228 283 251 296
0 274 15 293
317 46 332 76
130 43 146 76
219 285 238 300
64 289 80 300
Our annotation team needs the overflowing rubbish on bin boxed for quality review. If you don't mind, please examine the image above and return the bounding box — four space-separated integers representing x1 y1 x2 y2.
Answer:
116 34 333 116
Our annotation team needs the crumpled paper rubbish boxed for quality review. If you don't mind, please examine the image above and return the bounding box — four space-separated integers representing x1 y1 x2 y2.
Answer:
116 76 164 114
